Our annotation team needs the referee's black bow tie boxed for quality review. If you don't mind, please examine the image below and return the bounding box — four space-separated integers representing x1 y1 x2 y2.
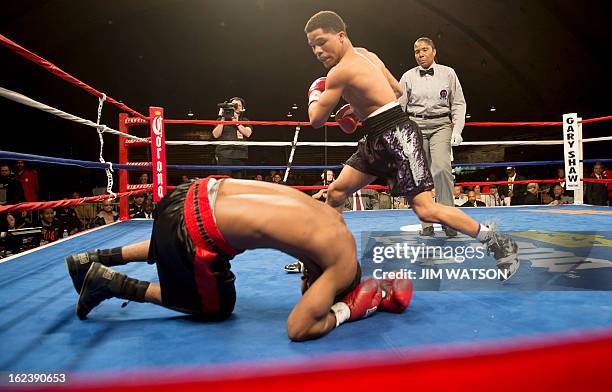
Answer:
419 68 434 76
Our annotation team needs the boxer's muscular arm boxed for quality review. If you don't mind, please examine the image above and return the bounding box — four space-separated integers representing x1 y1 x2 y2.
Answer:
308 68 344 129
384 67 402 98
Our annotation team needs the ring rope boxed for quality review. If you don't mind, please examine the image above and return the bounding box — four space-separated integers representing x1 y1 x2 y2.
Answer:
137 140 566 147
0 87 147 142
0 150 145 171
95 93 116 198
0 187 152 214
582 136 612 143
0 33 147 120
3 150 610 173
161 115 612 127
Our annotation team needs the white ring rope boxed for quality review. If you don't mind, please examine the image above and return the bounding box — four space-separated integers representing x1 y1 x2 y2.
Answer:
161 139 567 147
95 93 116 198
0 87 147 142
582 135 612 143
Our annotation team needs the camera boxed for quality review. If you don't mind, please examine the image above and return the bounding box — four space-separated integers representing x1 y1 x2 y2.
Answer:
217 101 237 121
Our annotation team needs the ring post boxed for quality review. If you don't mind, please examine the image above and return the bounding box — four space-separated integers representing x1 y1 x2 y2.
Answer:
562 113 581 204
150 107 167 202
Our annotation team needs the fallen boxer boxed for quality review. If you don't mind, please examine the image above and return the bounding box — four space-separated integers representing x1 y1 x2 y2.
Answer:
66 177 413 341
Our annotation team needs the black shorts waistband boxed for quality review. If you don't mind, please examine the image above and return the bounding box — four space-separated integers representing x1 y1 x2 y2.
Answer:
361 105 409 137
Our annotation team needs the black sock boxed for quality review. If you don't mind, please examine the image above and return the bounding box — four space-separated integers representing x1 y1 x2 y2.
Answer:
97 247 126 266
108 273 150 303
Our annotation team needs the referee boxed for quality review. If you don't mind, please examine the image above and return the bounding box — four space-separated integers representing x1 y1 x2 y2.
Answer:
399 37 466 237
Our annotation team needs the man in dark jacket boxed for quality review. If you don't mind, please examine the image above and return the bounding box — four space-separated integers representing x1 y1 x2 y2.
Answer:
498 167 526 206
522 183 540 205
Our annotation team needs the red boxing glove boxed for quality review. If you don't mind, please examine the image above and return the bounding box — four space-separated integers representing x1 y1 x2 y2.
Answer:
331 278 381 326
335 104 359 134
378 277 414 313
308 77 326 105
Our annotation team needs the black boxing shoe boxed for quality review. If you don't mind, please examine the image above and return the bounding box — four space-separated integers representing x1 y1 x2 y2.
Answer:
76 263 125 320
66 250 101 293
483 232 520 281
443 226 458 238
419 226 435 237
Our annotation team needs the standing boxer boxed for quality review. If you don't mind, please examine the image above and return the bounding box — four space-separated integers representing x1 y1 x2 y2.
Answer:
304 11 519 280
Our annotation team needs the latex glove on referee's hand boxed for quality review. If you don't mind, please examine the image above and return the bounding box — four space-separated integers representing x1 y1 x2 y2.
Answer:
451 130 463 146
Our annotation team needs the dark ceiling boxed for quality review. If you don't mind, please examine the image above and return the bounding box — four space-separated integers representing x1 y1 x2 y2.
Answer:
1 0 611 164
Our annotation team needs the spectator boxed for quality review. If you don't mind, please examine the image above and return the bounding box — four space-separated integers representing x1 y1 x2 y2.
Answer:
473 185 483 203
399 36 466 238
461 191 486 207
498 167 526 206
13 160 39 202
522 183 540 205
271 173 282 184
40 208 66 243
70 191 96 227
1 213 26 233
453 185 467 206
90 199 119 227
584 162 609 206
346 188 378 210
138 173 150 185
393 196 410 209
548 184 573 205
483 185 503 206
133 199 154 219
0 163 25 205
377 191 393 209
481 174 497 194
129 194 146 218
212 97 253 178
253 173 264 181
553 167 566 189
56 195 84 235
312 169 335 202
180 175 191 184
604 166 612 205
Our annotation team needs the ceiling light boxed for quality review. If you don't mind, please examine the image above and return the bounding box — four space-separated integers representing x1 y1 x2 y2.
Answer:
187 109 194 117
489 106 496 112
291 104 298 110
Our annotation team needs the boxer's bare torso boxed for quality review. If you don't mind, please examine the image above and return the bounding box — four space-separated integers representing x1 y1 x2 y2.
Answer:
213 179 358 294
331 47 400 119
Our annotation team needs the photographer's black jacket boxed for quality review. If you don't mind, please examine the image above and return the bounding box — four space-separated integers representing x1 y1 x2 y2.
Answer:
215 116 252 159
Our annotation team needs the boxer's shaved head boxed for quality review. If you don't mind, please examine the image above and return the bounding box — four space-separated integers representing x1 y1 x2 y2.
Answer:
305 11 346 34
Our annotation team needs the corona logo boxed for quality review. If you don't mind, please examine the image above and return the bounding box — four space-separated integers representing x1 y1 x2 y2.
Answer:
149 107 167 202
152 115 163 136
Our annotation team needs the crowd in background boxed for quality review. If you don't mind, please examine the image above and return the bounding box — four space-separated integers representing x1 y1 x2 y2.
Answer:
1 159 610 258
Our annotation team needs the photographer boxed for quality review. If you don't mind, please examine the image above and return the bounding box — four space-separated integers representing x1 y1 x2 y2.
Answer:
212 97 253 178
